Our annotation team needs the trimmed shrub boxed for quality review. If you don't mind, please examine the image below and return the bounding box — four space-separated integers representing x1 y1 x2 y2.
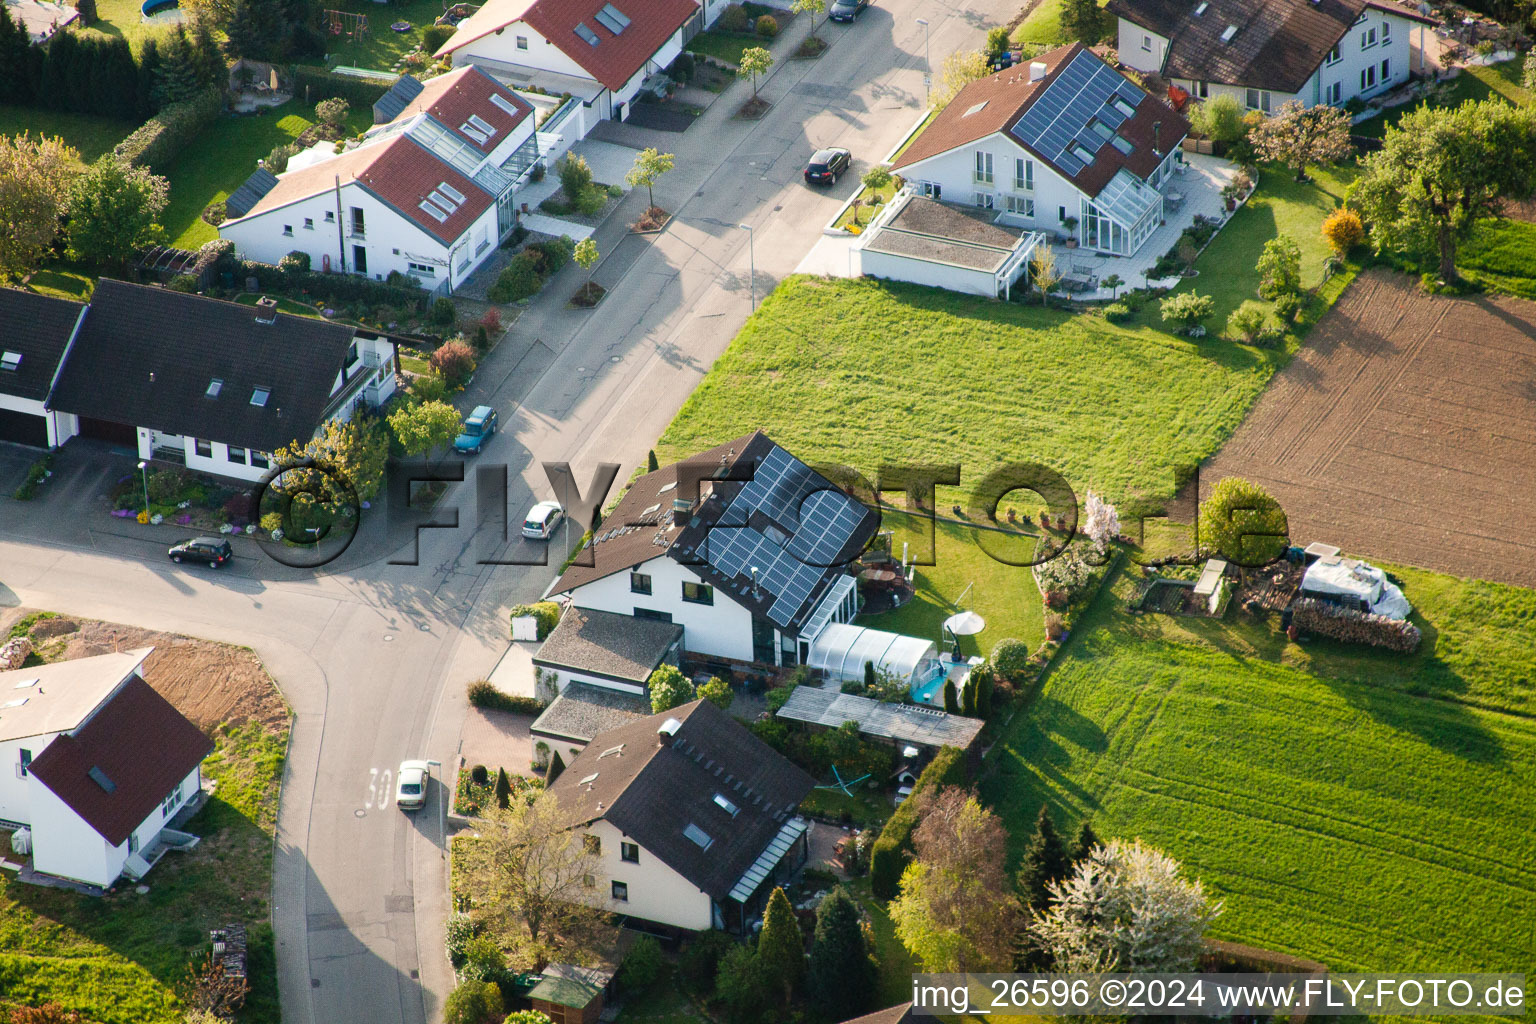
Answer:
668 52 695 83
431 296 457 326
314 96 349 128
279 250 310 276
290 64 391 107
1103 301 1131 323
467 680 548 715
531 235 575 272
1291 597 1421 652
755 13 778 36
718 3 750 32
510 600 561 639
1321 207 1365 255
991 638 1031 683
113 87 222 173
487 251 543 304
420 23 455 54
869 746 968 900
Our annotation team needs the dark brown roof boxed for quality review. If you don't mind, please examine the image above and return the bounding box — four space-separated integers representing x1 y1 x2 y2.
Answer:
533 608 682 685
0 288 83 402
895 43 1188 201
840 1005 914 1024
1107 0 1433 92
28 676 213 847
48 279 357 453
546 700 814 900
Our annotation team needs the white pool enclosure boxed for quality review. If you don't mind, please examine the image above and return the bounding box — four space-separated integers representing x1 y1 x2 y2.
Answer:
806 623 940 688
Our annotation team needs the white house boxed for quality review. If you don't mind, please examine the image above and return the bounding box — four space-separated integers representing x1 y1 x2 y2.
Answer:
435 0 697 123
1108 0 1438 111
546 699 814 934
0 290 85 448
550 431 876 669
42 279 396 482
0 648 213 889
892 43 1188 257
221 66 540 291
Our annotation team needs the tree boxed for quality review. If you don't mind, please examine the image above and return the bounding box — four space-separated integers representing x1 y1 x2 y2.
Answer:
1070 819 1099 864
429 339 476 387
64 158 168 268
624 146 674 211
648 663 695 713
942 677 959 714
0 133 79 281
315 97 349 129
387 399 461 465
1320 206 1365 256
1060 0 1104 44
1227 306 1266 343
1033 839 1221 973
0 4 40 104
1101 272 1122 298
934 50 988 107
806 886 877 1020
181 952 249 1018
1255 233 1301 299
890 787 1024 971
959 674 977 716
715 944 771 1024
1031 244 1061 307
461 793 613 969
985 26 1010 58
1249 101 1352 182
1526 48 1536 95
494 766 512 809
1198 475 1288 566
1158 291 1214 334
1082 491 1119 551
790 0 825 37
225 0 285 60
698 675 733 711
442 980 504 1024
180 0 238 30
557 152 595 205
861 163 892 208
1016 805 1070 912
757 887 804 1005
737 46 772 99
273 415 389 501
152 27 206 107
1350 99 1536 283
573 237 599 302
1189 94 1245 144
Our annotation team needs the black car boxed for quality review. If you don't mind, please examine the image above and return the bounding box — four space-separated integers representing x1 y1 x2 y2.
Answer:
829 0 869 21
804 147 852 185
168 537 233 567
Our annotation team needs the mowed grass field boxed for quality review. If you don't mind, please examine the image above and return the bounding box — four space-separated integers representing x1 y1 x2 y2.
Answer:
981 561 1536 981
0 103 137 162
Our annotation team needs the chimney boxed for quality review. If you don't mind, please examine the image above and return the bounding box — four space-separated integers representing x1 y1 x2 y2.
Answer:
254 296 279 324
671 497 694 526
658 717 683 746
1029 60 1047 82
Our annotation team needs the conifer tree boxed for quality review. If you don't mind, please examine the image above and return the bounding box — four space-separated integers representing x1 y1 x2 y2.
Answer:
1071 819 1100 865
1016 805 1070 912
756 887 804 1005
806 887 876 1020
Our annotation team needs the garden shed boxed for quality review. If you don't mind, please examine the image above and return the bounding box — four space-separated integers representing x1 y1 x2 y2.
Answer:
805 623 939 691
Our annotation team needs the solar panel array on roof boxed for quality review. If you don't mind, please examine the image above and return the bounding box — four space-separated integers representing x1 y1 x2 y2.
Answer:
1009 50 1146 179
225 168 279 219
594 2 630 33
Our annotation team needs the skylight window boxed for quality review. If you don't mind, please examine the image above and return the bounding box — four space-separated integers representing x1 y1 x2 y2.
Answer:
1110 135 1135 155
963 100 989 117
88 765 116 793
13 678 38 688
418 199 450 222
599 743 626 758
489 93 521 117
684 823 714 850
206 378 223 398
438 182 467 204
594 2 628 33
1087 118 1114 142
1220 23 1238 42
580 771 601 786
1108 94 1138 118
250 386 270 407
1069 142 1097 163
1194 1 1208 12
428 187 462 214
459 120 490 144
574 21 600 46
713 793 740 816
465 114 496 139
0 351 20 372
1 697 28 708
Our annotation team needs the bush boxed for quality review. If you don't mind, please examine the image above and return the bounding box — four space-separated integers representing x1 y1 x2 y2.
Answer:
1159 291 1215 333
755 13 778 36
315 96 349 128
1256 234 1302 299
420 23 455 54
466 680 548 715
1045 612 1067 641
991 638 1032 683
167 274 200 292
444 913 477 969
12 453 52 501
290 64 392 107
265 142 298 174
557 153 595 204
869 746 968 900
1273 292 1304 324
1321 207 1365 255
1291 597 1421 652
479 308 501 334
532 236 575 272
669 51 695 82
458 935 508 985
1034 547 1093 600
510 600 561 639
1199 476 1288 565
718 2 750 32
112 87 223 173
487 251 543 303
429 339 475 386
442 980 503 1024
1227 306 1266 343
1103 301 1131 323
680 930 736 990
617 935 664 993
431 296 457 326
1190 94 1245 144
280 250 311 276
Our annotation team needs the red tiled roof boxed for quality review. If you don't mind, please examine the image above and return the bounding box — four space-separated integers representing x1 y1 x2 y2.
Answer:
28 676 213 848
395 65 534 155
439 0 696 92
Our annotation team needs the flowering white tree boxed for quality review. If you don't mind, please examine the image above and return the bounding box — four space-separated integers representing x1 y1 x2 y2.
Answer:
1083 491 1120 551
1032 839 1221 973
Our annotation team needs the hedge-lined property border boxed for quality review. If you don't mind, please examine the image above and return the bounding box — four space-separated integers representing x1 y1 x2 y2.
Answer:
113 87 223 174
868 745 968 900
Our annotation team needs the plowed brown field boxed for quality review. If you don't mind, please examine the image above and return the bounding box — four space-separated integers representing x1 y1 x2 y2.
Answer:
1205 270 1536 588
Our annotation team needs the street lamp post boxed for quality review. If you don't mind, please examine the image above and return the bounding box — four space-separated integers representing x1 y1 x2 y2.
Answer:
738 223 755 310
916 18 931 107
136 460 149 519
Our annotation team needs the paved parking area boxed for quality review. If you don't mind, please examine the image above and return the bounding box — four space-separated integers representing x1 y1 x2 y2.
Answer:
0 442 40 496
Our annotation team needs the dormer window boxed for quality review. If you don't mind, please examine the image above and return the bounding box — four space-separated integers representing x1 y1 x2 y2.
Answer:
574 21 599 46
206 378 222 398
1220 24 1238 42
1194 1 1208 12
0 351 19 372
250 386 270 407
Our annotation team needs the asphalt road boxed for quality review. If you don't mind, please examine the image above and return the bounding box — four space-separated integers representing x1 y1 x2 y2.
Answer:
0 1 1014 1020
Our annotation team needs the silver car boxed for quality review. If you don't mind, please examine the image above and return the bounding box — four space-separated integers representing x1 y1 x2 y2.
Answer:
396 760 430 811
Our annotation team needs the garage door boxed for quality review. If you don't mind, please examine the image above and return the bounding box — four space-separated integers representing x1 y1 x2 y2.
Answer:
0 407 47 447
78 416 137 446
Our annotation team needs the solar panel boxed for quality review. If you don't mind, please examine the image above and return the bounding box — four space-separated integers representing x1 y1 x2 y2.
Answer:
594 4 626 34
1009 51 1145 181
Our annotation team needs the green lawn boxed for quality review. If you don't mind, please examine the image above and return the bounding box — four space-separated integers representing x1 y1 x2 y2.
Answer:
1353 58 1533 140
0 719 288 1024
161 100 374 249
688 29 761 67
1455 217 1536 299
1010 0 1110 48
23 267 96 301
857 510 1046 658
322 0 449 72
0 103 137 162
980 560 1536 982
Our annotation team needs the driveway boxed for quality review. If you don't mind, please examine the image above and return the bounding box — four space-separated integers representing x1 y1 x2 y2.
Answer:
1204 269 1536 588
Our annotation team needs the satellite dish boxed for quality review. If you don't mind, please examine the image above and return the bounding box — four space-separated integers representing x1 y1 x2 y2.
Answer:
943 610 986 636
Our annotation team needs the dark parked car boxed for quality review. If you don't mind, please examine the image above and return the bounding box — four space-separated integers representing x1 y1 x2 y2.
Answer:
829 0 869 21
168 537 233 567
453 405 499 455
804 147 852 185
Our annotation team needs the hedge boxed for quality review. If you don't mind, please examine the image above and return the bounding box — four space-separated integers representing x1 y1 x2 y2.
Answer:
869 745 968 900
236 260 428 309
113 87 223 174
510 601 561 641
466 680 548 716
1291 597 1422 653
290 64 393 107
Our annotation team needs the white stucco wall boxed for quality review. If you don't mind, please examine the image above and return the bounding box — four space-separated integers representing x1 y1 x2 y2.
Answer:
898 132 1094 238
0 732 60 826
1118 18 1168 74
584 818 714 931
542 666 646 696
454 20 599 83
860 249 1001 298
27 777 114 886
562 554 757 663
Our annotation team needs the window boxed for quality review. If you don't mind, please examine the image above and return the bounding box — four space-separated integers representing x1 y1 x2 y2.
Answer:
353 245 367 274
228 446 247 465
18 749 30 777
250 386 270 407
1326 44 1341 65
304 217 314 229
611 881 628 901
1013 157 1033 191
630 571 652 595
973 150 993 183
1219 24 1237 42
1328 81 1342 104
574 21 600 45
973 191 994 209
194 438 212 458
1194 1 1207 12
1362 26 1377 48
418 199 449 222
324 211 335 223
516 34 528 48
350 207 365 236
713 793 739 816
634 608 672 622
162 786 182 818
1058 205 1068 223
206 378 222 398
0 351 19 372
1141 33 1151 51
1381 58 1390 80
1195 80 1209 99
920 180 941 200
684 824 713 850
251 451 270 469
621 841 639 863
407 261 436 276
1244 88 1271 112
282 225 293 236
1381 20 1390 43
1361 65 1376 90
682 581 713 605
1004 195 1034 217
584 834 601 854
